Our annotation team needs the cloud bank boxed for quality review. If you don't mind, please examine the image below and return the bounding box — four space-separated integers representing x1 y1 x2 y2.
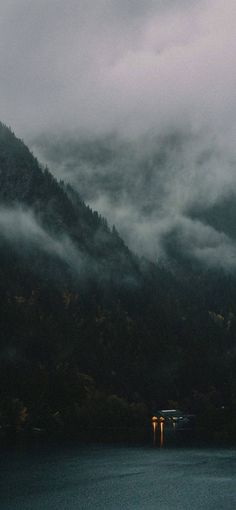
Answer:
32 131 236 267
0 0 235 140
1 1 236 266
0 206 84 274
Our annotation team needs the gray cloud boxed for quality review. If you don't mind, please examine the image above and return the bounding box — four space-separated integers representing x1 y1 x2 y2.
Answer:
1 1 236 266
0 206 84 273
1 0 235 140
32 130 236 265
164 215 236 271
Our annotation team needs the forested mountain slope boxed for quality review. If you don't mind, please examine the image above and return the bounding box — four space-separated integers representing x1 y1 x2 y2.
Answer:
0 122 236 439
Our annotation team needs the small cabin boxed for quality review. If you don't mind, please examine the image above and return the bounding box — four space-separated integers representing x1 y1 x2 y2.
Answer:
152 409 196 430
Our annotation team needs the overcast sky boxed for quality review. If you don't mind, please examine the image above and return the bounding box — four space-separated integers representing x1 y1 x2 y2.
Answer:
1 0 236 265
1 0 236 140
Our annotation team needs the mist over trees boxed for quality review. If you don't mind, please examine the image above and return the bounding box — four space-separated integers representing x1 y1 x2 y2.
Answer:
32 131 236 271
0 122 236 441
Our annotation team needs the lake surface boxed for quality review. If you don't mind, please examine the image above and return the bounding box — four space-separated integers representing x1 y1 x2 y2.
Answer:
0 443 236 509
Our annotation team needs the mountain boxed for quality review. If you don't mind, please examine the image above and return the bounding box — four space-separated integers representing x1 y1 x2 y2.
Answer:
32 131 236 270
0 122 141 287
0 122 236 440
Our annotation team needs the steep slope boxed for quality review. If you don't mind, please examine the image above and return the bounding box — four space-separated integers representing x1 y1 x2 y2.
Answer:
33 132 236 271
0 122 141 290
1 122 236 440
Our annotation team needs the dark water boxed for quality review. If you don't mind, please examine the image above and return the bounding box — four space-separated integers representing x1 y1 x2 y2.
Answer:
0 443 236 509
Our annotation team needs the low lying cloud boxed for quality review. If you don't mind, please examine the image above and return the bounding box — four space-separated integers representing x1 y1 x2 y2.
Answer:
1 1 236 269
163 215 236 270
0 0 235 142
32 131 236 269
0 206 84 274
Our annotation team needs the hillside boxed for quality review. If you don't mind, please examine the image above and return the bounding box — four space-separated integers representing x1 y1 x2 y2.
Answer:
0 122 236 440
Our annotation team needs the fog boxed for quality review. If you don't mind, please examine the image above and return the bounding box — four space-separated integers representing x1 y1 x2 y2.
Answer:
0 207 85 274
1 0 235 139
1 1 236 264
32 132 236 267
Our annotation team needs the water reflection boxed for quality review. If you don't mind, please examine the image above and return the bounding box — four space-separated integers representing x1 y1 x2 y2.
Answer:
152 416 164 448
160 420 164 448
151 416 158 446
152 410 197 447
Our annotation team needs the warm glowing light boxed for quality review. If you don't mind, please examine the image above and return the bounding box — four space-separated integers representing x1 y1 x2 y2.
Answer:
152 417 158 433
160 421 164 447
152 416 158 446
151 415 165 447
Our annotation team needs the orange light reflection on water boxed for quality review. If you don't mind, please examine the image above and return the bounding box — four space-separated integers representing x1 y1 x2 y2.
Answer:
160 421 164 448
152 416 158 446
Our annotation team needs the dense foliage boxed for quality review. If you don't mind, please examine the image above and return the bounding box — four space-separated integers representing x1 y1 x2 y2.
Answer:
0 122 236 441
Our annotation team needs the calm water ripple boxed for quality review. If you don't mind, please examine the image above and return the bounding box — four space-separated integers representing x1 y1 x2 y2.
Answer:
0 444 236 509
